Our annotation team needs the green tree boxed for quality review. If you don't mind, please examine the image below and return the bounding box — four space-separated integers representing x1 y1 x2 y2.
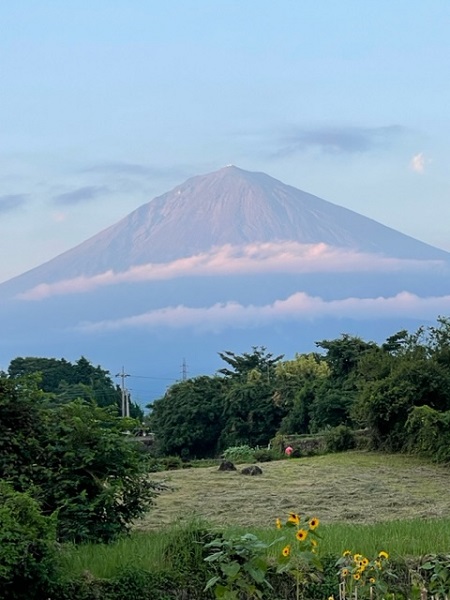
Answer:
354 322 450 449
7 355 143 419
0 482 58 600
275 353 330 434
218 346 283 380
0 375 158 543
149 376 226 458
316 334 377 381
220 377 282 448
8 356 73 392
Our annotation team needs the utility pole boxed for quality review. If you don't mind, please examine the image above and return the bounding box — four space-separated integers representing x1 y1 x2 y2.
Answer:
115 366 129 418
181 358 188 381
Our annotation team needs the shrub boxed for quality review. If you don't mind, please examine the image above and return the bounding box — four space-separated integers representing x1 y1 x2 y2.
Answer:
0 377 161 544
325 425 356 453
253 447 282 462
204 532 274 599
147 456 184 471
222 445 255 463
0 482 58 600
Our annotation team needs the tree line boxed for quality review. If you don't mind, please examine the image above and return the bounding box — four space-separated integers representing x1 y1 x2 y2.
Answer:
148 317 450 461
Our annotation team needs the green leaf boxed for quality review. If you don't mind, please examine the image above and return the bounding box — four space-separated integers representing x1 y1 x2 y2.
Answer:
245 563 265 583
204 576 221 591
205 551 224 562
221 561 241 578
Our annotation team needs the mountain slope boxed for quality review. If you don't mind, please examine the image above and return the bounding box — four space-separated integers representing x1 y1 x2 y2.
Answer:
2 166 448 296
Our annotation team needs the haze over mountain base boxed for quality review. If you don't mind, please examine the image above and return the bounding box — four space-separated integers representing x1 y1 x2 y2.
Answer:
1 167 449 404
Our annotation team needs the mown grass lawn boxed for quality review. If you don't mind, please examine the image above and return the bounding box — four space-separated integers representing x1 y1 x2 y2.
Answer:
137 451 450 529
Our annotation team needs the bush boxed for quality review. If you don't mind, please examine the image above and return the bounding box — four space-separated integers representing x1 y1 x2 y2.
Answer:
325 425 356 453
0 376 160 544
147 455 186 471
222 445 255 463
162 519 216 591
253 447 282 462
0 482 58 600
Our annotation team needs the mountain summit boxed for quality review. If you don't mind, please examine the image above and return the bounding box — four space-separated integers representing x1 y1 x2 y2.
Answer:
1 166 449 403
4 165 448 294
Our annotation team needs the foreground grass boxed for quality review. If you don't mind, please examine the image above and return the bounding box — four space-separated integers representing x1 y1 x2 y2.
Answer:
61 517 450 579
61 452 450 579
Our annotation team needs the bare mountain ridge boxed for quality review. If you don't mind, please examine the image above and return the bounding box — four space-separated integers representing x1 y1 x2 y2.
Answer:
2 165 449 294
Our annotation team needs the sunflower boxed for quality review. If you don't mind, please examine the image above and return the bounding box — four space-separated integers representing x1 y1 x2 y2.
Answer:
341 568 349 578
353 573 361 581
282 545 291 557
287 512 300 525
308 517 319 530
369 578 376 584
353 553 363 562
378 551 389 560
276 518 282 529
343 550 352 557
311 538 318 547
362 558 369 567
296 529 308 542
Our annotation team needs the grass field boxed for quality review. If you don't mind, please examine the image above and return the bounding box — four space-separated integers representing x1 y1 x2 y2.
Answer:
61 451 450 579
137 451 450 529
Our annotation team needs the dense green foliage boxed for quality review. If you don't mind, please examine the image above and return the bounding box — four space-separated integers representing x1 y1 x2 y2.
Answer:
0 482 58 599
0 375 158 543
8 355 143 419
149 319 450 460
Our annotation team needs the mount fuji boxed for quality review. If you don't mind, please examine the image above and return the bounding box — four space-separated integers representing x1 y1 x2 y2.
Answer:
1 166 449 404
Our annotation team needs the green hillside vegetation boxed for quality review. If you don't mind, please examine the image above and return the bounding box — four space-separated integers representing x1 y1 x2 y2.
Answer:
148 318 450 463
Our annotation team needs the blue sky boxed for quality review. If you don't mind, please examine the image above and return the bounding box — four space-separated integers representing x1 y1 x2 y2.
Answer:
1 0 449 283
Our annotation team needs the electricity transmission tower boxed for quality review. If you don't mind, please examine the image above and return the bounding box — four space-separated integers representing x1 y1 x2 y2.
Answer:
181 358 188 381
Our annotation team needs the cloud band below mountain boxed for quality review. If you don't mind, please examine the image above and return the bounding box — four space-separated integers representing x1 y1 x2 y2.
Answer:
77 291 450 334
17 241 446 301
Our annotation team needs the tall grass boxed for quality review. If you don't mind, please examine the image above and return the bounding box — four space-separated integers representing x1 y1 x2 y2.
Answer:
60 517 450 579
60 531 168 579
248 518 450 558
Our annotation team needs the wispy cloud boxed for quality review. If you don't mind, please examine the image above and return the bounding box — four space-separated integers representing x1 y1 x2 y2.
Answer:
77 291 450 334
53 185 109 205
410 152 429 174
0 194 28 213
274 125 405 157
17 242 445 301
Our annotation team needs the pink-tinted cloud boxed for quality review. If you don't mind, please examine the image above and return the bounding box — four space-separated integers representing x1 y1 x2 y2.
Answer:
410 152 431 174
77 291 450 334
18 242 445 301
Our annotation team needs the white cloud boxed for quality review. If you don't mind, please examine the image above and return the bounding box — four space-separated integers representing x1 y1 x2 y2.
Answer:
17 241 445 301
77 291 450 334
410 152 430 174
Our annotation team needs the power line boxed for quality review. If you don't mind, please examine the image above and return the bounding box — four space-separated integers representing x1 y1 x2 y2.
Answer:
128 374 178 381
